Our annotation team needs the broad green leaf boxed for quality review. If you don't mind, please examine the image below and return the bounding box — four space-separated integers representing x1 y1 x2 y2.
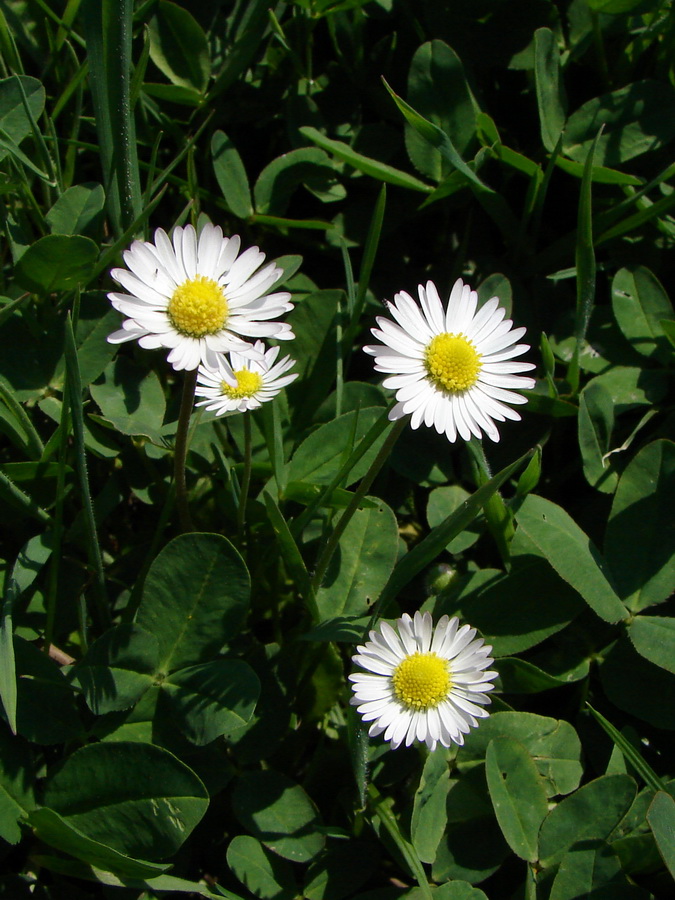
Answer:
627 616 675 675
0 75 45 157
612 267 674 363
495 656 589 694
43 741 208 860
299 126 432 194
68 624 159 715
661 318 675 350
515 494 626 623
432 814 508 885
601 636 675 730
459 711 583 797
288 408 389 488
136 532 250 673
232 770 325 863
605 440 675 610
29 808 170 879
0 726 34 844
486 737 548 862
411 749 450 864
162 660 260 746
534 28 566 152
2 637 81 745
227 834 297 900
538 774 637 867
254 148 343 216
550 840 636 900
45 183 105 236
427 486 482 553
586 366 668 413
211 130 253 219
578 381 618 493
89 357 165 443
563 80 675 166
588 0 649 11
14 234 99 293
304 840 377 900
148 0 210 92
316 499 398 620
405 40 476 182
647 792 675 881
433 885 489 900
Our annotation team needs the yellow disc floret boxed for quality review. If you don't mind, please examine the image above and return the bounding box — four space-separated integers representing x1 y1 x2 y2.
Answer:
167 276 228 338
393 652 451 710
221 369 263 400
424 332 481 393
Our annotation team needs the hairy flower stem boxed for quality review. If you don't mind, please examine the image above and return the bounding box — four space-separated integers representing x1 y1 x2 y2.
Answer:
311 417 407 593
237 413 253 546
175 368 198 533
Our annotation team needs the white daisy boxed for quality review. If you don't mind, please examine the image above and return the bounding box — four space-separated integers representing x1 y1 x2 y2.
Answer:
363 278 536 442
107 223 294 371
349 611 497 751
194 341 298 414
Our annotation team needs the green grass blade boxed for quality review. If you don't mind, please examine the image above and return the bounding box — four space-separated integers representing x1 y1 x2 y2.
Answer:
0 380 44 459
0 468 51 524
263 491 317 619
587 704 666 793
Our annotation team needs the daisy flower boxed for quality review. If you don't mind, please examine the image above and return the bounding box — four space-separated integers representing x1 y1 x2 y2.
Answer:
363 278 536 442
194 341 298 414
107 223 294 371
349 611 497 751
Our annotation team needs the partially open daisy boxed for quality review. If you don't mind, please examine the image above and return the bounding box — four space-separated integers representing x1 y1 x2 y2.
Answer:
107 224 294 371
194 341 298 414
364 279 536 442
349 611 497 750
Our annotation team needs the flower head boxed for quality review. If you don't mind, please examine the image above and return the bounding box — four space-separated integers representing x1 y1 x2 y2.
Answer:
107 224 294 371
194 341 298 414
349 611 497 751
364 279 536 442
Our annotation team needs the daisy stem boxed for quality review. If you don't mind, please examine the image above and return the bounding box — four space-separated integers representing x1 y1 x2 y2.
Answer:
367 783 434 900
174 369 198 533
311 417 406 593
237 413 253 546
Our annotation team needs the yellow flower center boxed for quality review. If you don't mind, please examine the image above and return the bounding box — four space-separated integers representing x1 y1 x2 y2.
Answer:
392 652 451 710
221 369 263 400
424 332 481 393
167 276 228 338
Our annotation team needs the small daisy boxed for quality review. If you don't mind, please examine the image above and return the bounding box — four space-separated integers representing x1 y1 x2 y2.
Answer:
107 223 294 371
349 611 497 751
194 341 298 414
364 278 536 442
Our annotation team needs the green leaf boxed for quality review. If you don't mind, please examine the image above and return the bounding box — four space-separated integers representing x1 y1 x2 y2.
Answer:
627 616 675 674
647 792 675 881
495 656 589 693
43 741 208 860
227 834 297 900
459 711 583 797
299 126 432 194
612 267 674 363
586 705 665 793
135 532 250 673
148 0 210 92
433 885 489 900
549 841 635 900
304 841 377 900
0 726 35 844
601 636 675 729
14 234 99 293
162 660 260 746
538 774 637 867
211 130 253 219
29 808 171 879
411 748 450 864
45 183 105 236
68 624 159 715
605 440 675 611
563 80 675 166
514 494 626 623
0 75 45 155
427 485 482 553
254 148 343 216
232 770 325 863
578 381 618 493
405 40 476 182
534 28 566 152
89 357 166 443
316 499 398 621
485 737 549 862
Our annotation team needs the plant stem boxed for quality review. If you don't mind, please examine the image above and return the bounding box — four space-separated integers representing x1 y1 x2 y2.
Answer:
237 413 253 546
311 417 406 593
175 368 197 533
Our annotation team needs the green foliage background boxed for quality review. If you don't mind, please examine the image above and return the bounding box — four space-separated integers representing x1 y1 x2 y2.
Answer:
0 0 674 898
